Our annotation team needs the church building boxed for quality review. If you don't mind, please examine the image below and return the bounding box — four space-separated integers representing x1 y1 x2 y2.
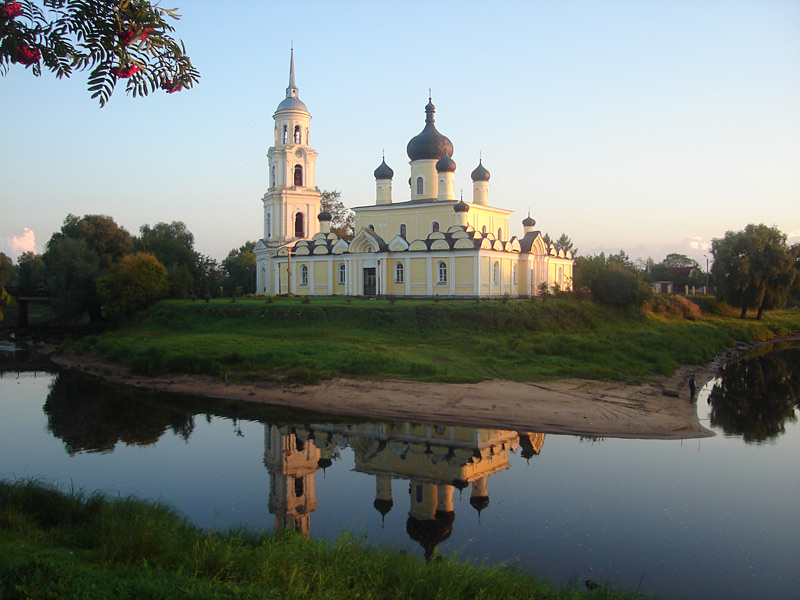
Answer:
254 51 573 297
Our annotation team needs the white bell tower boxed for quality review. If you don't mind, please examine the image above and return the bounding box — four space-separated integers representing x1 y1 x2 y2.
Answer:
256 48 323 294
262 47 321 245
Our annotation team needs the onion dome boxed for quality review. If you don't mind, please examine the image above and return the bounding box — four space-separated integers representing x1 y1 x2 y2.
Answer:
373 498 394 517
374 158 394 180
406 99 454 161
454 199 470 213
470 495 490 513
318 209 333 222
317 457 333 470
436 152 456 173
522 216 536 228
471 159 490 182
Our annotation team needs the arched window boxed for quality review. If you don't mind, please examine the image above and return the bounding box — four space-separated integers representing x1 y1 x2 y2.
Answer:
395 262 404 283
300 264 308 285
438 177 446 195
498 227 503 240
266 213 271 238
431 221 439 233
399 223 406 238
294 477 304 497
416 176 424 195
513 264 518 284
493 261 499 284
438 261 447 283
261 266 266 293
482 225 487 235
282 125 288 144
294 165 303 187
294 213 305 238
294 125 301 144
270 166 275 188
368 223 375 231
338 264 346 284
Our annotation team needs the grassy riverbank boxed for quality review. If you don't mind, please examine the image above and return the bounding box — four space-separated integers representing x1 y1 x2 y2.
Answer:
60 296 800 385
0 479 656 600
60 296 800 384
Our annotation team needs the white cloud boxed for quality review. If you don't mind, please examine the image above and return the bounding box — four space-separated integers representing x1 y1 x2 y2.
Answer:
7 228 37 260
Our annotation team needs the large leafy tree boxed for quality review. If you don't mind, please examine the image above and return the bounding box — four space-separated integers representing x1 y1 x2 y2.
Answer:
711 224 797 319
0 251 16 322
222 241 256 295
318 188 354 241
135 221 199 298
15 251 48 292
0 0 198 106
97 251 168 318
43 213 132 321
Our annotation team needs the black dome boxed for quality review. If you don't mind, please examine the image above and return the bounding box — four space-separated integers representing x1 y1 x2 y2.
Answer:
522 216 536 227
471 160 490 182
407 100 454 161
374 158 394 180
454 199 470 213
318 209 333 222
436 152 456 173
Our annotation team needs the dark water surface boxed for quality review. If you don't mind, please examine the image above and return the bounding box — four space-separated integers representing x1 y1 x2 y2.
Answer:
1 344 798 600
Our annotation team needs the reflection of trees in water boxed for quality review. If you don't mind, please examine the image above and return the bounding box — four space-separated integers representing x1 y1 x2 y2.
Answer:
44 370 195 455
708 346 800 443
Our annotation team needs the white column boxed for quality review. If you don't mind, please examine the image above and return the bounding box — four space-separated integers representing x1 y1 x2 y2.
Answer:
405 257 411 296
327 259 333 295
426 256 433 296
449 256 455 296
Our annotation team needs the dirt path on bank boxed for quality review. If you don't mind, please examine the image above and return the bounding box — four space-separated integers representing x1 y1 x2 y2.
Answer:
46 348 730 440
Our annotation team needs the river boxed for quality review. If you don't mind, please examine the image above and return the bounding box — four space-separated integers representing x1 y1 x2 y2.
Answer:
1 343 798 600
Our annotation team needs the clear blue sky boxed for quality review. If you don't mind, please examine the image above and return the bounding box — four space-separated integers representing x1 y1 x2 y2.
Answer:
2 0 798 266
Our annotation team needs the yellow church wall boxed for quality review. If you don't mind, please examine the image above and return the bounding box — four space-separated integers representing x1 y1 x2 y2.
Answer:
409 257 428 295
454 256 474 295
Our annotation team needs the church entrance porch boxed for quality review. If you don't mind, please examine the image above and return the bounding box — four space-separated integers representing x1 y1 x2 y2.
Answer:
363 268 376 296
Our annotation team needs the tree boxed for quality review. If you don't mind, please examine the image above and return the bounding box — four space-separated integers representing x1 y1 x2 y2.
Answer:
15 251 48 292
711 224 798 319
662 253 698 269
43 213 132 321
136 221 198 298
554 233 576 256
0 251 15 288
0 251 16 322
97 251 167 318
573 253 606 291
222 241 256 295
591 264 651 307
1 0 199 106
318 188 354 240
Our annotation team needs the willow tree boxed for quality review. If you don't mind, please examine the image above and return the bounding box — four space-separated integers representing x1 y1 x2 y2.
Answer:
711 224 798 319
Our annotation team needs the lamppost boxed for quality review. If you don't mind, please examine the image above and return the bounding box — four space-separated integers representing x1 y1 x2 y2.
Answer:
377 258 381 298
703 254 709 293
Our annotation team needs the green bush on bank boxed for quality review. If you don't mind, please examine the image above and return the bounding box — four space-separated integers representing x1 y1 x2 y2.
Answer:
0 479 658 600
65 296 800 385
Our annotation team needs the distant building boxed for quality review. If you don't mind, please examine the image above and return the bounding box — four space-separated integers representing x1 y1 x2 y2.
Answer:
254 51 573 297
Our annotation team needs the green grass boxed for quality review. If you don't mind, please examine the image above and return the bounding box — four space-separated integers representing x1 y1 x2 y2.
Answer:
63 295 800 385
0 479 659 600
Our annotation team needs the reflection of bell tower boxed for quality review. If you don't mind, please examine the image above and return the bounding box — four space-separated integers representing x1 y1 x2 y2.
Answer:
263 425 320 536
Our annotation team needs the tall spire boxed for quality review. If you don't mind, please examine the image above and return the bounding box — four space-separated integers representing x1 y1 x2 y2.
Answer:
286 45 299 99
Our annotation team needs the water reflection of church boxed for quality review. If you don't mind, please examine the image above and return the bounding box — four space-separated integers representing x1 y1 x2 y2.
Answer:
264 421 545 559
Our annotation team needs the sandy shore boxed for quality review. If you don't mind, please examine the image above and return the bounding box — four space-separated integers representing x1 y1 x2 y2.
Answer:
48 349 720 440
